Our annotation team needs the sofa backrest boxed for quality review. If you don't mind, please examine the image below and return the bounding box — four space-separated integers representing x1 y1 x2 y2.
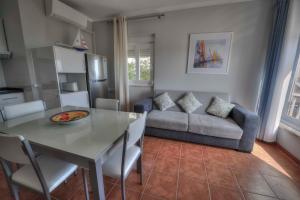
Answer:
154 90 230 114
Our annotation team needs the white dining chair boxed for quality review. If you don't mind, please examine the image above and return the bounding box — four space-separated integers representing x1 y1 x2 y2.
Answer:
0 134 90 200
101 111 147 200
1 100 45 120
95 98 120 111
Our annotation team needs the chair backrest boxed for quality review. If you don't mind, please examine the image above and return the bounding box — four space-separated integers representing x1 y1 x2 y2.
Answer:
95 98 119 111
0 134 49 195
2 100 45 120
126 111 147 147
0 134 31 164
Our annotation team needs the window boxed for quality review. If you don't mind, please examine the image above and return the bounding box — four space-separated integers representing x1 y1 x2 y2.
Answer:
282 40 300 130
127 35 154 86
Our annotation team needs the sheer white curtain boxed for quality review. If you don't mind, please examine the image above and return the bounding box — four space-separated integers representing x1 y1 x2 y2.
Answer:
113 16 130 111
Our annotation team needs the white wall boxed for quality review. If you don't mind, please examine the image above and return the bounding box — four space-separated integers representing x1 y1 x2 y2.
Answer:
277 127 300 160
275 0 300 160
94 0 274 111
128 0 273 111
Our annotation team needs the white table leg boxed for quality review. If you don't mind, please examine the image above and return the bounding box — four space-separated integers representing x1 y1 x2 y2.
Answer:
89 160 106 200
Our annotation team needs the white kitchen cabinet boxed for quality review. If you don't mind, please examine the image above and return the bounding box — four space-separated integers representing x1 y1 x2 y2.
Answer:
0 93 25 107
0 92 25 122
60 91 89 108
31 46 89 109
54 46 86 73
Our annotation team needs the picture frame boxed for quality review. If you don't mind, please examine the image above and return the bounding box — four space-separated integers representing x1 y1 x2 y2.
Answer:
187 32 232 74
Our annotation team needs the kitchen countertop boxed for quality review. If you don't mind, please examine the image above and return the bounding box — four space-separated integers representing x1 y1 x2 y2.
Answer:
0 87 24 95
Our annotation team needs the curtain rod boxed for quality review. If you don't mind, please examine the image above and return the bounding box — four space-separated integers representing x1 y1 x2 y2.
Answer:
128 13 165 21
106 13 165 23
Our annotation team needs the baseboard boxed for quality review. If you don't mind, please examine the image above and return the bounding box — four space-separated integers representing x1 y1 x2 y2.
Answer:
255 138 276 144
276 143 300 166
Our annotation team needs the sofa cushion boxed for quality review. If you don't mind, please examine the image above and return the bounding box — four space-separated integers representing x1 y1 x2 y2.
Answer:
153 92 175 111
206 96 235 118
154 90 229 114
146 110 188 132
189 114 243 140
177 92 202 113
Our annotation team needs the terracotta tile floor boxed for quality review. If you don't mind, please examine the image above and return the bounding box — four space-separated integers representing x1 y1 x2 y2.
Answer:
1 136 300 200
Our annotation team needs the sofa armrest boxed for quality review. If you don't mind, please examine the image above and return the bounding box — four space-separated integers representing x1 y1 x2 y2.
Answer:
134 98 153 113
230 104 260 152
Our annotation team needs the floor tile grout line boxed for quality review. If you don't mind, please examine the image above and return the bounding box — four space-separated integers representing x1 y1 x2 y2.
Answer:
245 191 281 199
139 160 155 200
175 143 182 200
228 150 287 200
230 168 247 200
260 173 280 199
253 153 281 199
105 182 117 198
139 140 162 200
203 148 212 200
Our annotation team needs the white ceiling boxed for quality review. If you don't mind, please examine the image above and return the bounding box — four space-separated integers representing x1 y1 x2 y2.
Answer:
61 0 255 21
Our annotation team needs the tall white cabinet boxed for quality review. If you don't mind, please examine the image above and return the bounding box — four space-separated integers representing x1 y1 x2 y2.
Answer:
32 46 89 109
54 46 86 73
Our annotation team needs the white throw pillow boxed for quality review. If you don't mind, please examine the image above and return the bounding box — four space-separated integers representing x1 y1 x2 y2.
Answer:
153 92 175 111
206 96 235 118
177 92 202 113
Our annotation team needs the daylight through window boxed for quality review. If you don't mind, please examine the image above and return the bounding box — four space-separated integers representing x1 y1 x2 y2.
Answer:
127 35 154 85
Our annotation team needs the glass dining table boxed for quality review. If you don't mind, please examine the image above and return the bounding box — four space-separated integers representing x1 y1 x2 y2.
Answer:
0 106 141 200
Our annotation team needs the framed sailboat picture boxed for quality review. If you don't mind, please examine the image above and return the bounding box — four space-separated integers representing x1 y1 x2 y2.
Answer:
187 32 232 74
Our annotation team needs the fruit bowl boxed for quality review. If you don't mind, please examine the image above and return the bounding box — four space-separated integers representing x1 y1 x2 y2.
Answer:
50 110 89 124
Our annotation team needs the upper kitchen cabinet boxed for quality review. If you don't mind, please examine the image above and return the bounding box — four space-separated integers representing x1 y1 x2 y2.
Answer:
53 46 85 73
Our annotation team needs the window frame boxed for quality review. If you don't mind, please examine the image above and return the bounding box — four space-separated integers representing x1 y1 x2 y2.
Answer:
127 37 154 86
281 37 300 131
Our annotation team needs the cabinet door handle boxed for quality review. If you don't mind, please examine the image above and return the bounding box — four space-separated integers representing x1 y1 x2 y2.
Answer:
2 97 18 101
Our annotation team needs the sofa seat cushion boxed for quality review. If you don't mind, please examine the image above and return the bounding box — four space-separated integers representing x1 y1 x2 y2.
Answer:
189 114 243 140
146 110 188 132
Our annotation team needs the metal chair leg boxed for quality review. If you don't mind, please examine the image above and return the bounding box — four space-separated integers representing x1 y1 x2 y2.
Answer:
137 155 143 185
43 191 51 200
121 178 126 200
11 184 20 200
82 168 90 200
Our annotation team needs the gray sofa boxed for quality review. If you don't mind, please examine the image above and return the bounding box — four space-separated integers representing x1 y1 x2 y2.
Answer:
134 90 260 152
